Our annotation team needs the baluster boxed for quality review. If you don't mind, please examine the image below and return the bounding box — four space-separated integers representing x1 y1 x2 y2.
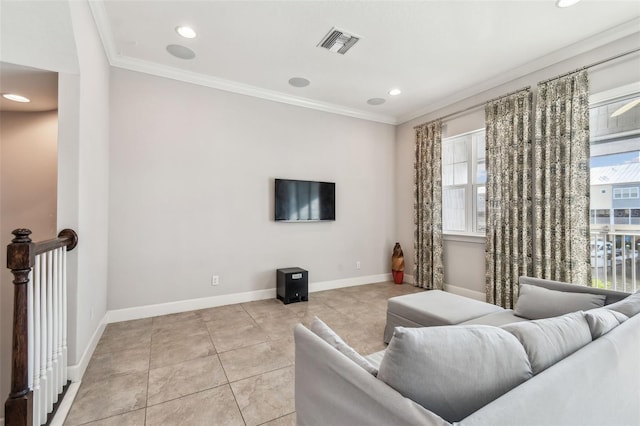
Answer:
39 253 48 423
33 256 42 426
56 247 63 394
46 251 54 413
62 246 68 386
52 249 59 402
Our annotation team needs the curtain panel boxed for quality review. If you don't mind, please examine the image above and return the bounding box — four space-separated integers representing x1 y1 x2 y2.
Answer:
414 120 444 290
534 70 591 285
485 89 533 308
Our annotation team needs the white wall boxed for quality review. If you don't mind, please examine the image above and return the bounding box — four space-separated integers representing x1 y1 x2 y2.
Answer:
395 34 640 298
56 0 110 369
0 110 58 421
107 68 396 310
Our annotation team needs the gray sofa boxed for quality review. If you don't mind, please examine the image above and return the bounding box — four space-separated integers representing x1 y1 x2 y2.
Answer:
295 277 640 425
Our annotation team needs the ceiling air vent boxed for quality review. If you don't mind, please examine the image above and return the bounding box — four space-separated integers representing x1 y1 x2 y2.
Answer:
317 27 360 55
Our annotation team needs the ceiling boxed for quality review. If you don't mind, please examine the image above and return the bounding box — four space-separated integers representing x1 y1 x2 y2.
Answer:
1 1 638 121
0 62 58 112
92 0 640 124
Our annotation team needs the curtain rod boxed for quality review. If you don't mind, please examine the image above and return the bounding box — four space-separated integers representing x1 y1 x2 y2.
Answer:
413 87 530 129
414 46 640 129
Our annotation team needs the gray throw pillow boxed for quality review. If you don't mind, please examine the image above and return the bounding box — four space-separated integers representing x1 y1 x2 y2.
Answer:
514 283 606 320
309 317 378 376
377 326 532 422
502 311 592 375
604 290 640 318
584 308 628 339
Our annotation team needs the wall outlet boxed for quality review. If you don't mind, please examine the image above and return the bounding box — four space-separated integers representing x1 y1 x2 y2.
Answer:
211 275 220 286
356 261 361 270
90 307 94 320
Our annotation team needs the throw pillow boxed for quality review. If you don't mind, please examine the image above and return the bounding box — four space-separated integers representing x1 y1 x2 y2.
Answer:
584 308 629 339
309 317 378 376
604 290 640 318
514 283 606 320
377 325 532 422
502 311 592 375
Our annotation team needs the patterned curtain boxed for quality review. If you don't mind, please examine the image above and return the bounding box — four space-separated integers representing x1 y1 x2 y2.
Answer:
485 89 533 308
534 70 591 285
414 120 444 290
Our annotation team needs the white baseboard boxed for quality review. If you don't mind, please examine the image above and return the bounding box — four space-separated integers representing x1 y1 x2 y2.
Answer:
309 273 392 292
106 274 391 324
106 288 276 323
0 416 4 425
403 274 414 285
49 381 81 426
444 283 486 301
67 318 107 382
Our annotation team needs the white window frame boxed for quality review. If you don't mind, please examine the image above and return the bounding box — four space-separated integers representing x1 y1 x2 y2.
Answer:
613 187 639 199
442 128 486 236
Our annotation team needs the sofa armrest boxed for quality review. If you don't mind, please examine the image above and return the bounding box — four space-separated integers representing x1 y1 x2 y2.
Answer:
518 276 629 305
294 324 450 426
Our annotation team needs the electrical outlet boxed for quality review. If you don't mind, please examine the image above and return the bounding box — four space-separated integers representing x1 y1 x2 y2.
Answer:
90 307 94 320
356 261 361 270
212 275 220 286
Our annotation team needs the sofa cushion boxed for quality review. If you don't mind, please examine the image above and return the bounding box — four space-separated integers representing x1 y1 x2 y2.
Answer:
584 308 628 339
514 283 606 320
377 325 532 422
604 290 640 318
310 317 378 376
459 309 529 326
502 311 592 375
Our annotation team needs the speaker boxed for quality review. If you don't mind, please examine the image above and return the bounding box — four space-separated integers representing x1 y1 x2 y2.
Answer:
277 267 308 304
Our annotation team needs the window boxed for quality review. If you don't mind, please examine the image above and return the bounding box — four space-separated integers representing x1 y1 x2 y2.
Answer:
613 187 639 199
590 90 640 230
442 129 486 234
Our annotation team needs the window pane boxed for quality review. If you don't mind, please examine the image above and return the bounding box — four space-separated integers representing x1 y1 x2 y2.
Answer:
442 142 453 165
474 132 486 161
443 187 466 232
442 165 454 186
454 162 468 185
475 186 486 233
476 161 486 184
453 138 468 162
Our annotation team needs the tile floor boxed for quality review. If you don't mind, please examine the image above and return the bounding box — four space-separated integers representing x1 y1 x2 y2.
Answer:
64 282 423 426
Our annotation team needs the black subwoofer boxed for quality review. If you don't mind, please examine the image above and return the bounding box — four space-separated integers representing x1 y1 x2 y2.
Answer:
277 267 308 304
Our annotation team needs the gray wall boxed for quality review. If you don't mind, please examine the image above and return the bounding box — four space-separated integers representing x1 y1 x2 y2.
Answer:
107 68 397 310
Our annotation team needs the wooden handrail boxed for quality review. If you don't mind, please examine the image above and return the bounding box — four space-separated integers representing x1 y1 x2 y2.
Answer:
5 228 77 426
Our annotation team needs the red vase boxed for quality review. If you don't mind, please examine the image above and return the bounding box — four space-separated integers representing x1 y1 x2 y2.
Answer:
391 242 405 285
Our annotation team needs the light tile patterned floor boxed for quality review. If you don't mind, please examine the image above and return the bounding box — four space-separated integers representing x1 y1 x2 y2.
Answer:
64 282 423 425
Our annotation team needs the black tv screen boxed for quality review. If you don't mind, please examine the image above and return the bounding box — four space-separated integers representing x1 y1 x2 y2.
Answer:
275 179 335 221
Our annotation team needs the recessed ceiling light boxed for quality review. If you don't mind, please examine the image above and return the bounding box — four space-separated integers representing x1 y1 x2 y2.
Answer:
2 93 31 103
288 77 310 88
611 98 640 118
166 44 196 60
367 98 386 106
556 0 582 8
389 88 402 96
176 26 197 39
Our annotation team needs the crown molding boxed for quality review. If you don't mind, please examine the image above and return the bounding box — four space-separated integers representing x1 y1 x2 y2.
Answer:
398 17 640 125
88 1 397 125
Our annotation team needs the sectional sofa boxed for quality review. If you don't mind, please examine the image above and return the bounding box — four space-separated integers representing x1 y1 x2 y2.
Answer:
294 277 640 425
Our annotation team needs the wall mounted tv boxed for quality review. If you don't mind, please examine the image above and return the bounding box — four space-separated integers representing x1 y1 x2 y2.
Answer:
275 178 335 222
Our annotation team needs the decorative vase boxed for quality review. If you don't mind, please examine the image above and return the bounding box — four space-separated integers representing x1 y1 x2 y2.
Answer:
391 242 405 285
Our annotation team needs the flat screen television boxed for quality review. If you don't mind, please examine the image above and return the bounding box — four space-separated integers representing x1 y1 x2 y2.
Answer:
275 178 335 222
